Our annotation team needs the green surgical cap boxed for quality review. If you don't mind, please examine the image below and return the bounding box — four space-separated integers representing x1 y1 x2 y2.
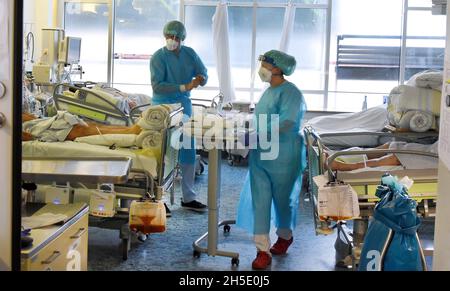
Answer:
262 50 296 76
163 20 186 41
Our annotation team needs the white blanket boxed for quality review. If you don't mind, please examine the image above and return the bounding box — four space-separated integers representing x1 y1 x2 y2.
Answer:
137 104 182 131
389 110 435 132
136 130 162 149
388 85 441 116
23 111 87 142
22 141 158 178
389 141 438 170
304 105 388 147
305 105 388 133
406 70 444 91
75 134 137 148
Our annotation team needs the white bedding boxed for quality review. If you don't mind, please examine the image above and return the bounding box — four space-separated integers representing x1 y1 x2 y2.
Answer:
22 141 158 178
304 105 389 147
340 165 405 174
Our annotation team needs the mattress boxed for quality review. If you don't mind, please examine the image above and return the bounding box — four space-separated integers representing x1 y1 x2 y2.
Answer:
22 141 158 178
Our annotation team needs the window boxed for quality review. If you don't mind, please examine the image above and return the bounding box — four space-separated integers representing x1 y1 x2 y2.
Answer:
64 2 109 83
62 0 446 112
184 5 218 101
405 10 445 80
289 8 327 92
328 0 404 111
183 1 329 106
113 0 179 94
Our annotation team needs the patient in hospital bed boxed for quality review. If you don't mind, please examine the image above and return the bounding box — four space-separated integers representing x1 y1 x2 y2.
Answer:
325 141 438 171
22 112 142 142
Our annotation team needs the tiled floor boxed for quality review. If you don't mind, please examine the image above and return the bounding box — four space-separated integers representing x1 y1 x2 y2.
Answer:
87 157 434 271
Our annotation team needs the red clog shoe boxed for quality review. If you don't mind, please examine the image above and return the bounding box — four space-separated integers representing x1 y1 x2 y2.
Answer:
252 251 272 270
270 237 293 255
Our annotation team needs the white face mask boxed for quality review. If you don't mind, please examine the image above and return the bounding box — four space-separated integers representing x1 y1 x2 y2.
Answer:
166 39 179 51
258 66 272 83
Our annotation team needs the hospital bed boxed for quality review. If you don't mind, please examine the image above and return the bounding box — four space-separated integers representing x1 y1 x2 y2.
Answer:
22 106 184 260
303 126 438 269
53 83 151 126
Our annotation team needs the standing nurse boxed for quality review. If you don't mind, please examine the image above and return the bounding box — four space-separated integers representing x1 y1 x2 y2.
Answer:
150 20 208 211
238 50 307 269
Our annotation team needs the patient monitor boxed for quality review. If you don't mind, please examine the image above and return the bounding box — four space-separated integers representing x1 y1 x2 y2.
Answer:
59 36 82 65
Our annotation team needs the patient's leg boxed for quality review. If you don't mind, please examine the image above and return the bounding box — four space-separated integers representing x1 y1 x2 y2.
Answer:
22 113 142 141
22 132 33 141
66 122 142 141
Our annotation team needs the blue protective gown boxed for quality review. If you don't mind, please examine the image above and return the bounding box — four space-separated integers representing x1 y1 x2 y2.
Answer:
150 45 208 165
236 81 307 235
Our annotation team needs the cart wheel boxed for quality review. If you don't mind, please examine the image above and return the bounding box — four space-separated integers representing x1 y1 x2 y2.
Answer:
227 159 234 166
224 225 231 233
122 238 129 261
170 185 175 205
193 250 201 258
200 162 205 174
231 257 239 266
195 162 204 176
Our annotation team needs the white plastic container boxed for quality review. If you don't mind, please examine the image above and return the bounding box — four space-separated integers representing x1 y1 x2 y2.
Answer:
89 184 116 217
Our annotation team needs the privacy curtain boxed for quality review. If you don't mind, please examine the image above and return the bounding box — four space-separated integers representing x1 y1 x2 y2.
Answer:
279 1 296 52
212 1 236 103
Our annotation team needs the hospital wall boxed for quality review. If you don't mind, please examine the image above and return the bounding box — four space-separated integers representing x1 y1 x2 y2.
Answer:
23 0 58 69
432 0 450 271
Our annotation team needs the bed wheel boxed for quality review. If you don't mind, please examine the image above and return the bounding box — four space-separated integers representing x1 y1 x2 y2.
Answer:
223 225 231 233
122 238 130 261
231 257 239 266
193 250 201 258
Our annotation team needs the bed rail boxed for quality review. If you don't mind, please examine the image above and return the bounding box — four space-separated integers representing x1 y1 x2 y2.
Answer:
326 149 439 182
53 83 132 126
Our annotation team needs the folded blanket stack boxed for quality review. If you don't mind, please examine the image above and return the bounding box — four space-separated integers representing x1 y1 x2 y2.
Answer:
137 104 182 131
388 70 443 132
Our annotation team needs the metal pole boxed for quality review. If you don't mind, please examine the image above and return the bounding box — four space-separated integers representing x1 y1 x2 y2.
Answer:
107 0 115 86
400 0 409 84
207 148 221 256
250 0 257 104
323 0 332 110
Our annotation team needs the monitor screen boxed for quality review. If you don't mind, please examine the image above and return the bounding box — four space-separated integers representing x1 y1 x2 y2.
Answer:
67 37 81 64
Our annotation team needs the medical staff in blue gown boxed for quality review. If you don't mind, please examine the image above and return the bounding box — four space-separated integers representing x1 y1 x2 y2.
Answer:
150 20 208 212
236 50 307 269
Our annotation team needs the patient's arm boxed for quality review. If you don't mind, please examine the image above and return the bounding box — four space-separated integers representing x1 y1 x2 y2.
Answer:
329 154 401 171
